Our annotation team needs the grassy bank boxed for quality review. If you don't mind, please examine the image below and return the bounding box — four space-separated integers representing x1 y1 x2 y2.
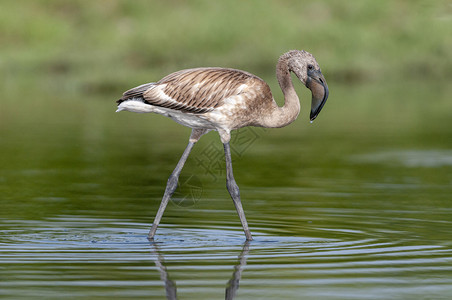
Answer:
1 0 451 96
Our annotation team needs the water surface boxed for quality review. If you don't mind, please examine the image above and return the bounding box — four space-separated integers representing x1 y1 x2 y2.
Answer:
2 81 452 299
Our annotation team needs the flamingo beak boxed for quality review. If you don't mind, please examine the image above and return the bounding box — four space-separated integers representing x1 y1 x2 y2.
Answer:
307 69 329 122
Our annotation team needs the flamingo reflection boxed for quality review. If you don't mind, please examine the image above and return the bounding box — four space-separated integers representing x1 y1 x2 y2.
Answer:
149 242 250 299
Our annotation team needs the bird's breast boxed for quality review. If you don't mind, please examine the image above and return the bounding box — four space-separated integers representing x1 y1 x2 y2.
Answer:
202 94 255 130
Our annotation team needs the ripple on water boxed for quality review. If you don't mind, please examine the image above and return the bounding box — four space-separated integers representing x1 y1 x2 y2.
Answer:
2 216 452 300
1 216 447 259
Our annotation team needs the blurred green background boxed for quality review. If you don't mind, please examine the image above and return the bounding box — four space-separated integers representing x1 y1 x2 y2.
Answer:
1 0 452 217
1 0 452 218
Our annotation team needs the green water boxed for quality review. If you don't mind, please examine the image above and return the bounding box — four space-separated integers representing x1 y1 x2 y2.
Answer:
1 79 452 299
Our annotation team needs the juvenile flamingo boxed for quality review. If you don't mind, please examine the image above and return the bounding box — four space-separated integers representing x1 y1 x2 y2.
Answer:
116 50 329 241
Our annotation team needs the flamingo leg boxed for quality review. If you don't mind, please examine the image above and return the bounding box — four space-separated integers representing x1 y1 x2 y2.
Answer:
223 142 253 241
148 140 195 240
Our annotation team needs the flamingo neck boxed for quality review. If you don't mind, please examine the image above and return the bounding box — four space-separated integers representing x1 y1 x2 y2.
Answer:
261 55 301 128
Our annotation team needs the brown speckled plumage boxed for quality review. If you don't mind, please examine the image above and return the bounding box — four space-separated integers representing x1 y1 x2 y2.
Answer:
118 68 264 114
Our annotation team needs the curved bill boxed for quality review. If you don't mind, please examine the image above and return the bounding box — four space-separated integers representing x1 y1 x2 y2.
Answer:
306 69 329 122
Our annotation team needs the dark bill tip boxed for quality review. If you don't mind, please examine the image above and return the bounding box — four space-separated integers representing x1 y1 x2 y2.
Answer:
310 83 329 121
307 70 329 122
